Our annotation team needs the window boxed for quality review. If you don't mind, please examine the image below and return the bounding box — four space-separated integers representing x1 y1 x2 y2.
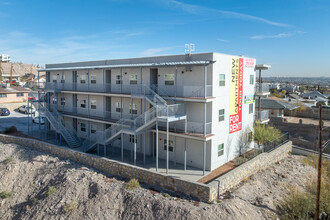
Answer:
53 97 57 104
129 135 137 143
115 102 121 112
218 109 225 122
165 74 174 85
80 75 86 84
90 100 97 109
249 103 253 114
16 93 24 97
80 100 86 108
91 124 96 134
218 143 224 157
130 74 137 84
219 74 225 86
250 75 254 85
164 139 174 152
129 103 138 114
61 74 65 83
90 75 96 84
60 97 65 106
0 94 7 98
52 75 57 83
81 123 86 132
116 75 122 84
279 110 283 117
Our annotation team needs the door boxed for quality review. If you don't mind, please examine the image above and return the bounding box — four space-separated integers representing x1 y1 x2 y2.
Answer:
150 68 158 87
106 70 111 92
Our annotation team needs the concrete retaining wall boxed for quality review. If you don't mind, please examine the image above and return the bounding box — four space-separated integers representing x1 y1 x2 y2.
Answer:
284 108 330 120
0 134 292 202
208 141 292 201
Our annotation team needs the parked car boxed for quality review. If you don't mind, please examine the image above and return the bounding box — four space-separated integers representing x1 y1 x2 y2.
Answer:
28 97 36 101
18 105 35 114
0 108 10 116
32 116 45 124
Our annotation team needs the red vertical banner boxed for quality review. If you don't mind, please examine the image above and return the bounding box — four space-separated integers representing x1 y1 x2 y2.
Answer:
229 57 244 134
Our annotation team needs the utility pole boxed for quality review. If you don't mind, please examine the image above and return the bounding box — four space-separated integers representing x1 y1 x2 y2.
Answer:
10 63 13 84
315 103 322 220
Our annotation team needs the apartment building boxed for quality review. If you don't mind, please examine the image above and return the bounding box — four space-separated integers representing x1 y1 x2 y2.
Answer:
36 52 256 174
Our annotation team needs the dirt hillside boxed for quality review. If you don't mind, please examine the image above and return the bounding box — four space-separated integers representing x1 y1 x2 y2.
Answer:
0 142 316 220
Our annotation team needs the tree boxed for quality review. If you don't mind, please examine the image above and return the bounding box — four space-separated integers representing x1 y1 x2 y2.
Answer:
282 89 287 95
237 127 253 158
253 123 282 148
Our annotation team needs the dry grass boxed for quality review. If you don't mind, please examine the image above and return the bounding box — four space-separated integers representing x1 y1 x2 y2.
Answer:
0 191 13 199
125 179 140 190
63 201 78 214
45 186 56 197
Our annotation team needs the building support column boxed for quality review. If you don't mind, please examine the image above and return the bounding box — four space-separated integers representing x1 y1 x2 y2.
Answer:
156 121 159 172
120 67 123 119
88 95 90 116
166 120 169 175
174 136 176 167
174 66 177 102
121 133 124 161
134 134 137 165
184 138 187 171
203 141 206 176
104 144 107 157
204 64 207 97
152 132 155 161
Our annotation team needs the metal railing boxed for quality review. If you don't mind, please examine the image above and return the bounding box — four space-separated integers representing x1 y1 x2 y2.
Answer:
255 110 269 121
183 85 212 98
263 132 290 152
255 83 270 93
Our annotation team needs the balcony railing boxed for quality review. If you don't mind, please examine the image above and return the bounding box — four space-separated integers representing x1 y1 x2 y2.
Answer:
255 110 269 122
45 82 213 98
255 83 270 94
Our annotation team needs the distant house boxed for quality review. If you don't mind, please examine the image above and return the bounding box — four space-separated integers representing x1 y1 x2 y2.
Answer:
255 98 299 118
281 84 298 93
302 91 328 99
0 84 30 104
288 94 302 100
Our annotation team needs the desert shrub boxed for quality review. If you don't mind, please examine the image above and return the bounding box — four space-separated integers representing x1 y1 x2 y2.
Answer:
162 193 170 198
125 179 140 190
4 157 14 164
4 126 18 134
0 191 13 199
45 186 56 197
63 201 78 214
233 157 249 166
279 155 330 219
253 124 282 147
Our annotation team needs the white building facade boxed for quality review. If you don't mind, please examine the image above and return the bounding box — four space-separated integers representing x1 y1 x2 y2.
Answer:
38 52 256 174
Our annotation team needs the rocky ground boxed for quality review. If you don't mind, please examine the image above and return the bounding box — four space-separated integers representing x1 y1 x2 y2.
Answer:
0 142 316 220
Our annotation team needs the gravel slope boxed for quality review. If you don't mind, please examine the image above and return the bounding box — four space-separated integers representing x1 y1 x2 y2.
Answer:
0 142 316 220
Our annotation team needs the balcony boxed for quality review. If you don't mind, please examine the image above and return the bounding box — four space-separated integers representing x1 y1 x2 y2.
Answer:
255 83 270 96
255 110 270 124
45 82 213 98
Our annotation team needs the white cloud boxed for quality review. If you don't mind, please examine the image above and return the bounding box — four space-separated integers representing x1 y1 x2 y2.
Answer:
166 0 289 27
250 31 306 40
140 46 182 57
217 38 229 43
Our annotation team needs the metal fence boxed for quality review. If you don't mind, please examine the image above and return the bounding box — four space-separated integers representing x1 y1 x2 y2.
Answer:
263 132 290 153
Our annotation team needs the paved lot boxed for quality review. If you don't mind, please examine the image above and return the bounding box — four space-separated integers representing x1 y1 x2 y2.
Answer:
0 109 44 135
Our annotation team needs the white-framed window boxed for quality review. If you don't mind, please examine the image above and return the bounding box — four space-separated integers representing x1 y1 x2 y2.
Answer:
90 75 96 84
60 97 65 106
164 139 174 152
129 135 137 143
80 75 86 84
81 123 86 132
16 93 24 97
0 94 7 98
219 74 225 86
52 75 57 83
218 143 224 157
80 100 86 108
249 103 253 114
61 74 65 83
115 102 121 112
90 100 96 109
250 75 254 85
52 97 57 104
130 74 137 84
91 124 96 134
116 75 122 84
129 103 138 114
165 74 174 85
218 109 225 122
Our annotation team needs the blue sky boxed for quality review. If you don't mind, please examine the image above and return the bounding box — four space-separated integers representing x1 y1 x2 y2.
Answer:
0 0 329 77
